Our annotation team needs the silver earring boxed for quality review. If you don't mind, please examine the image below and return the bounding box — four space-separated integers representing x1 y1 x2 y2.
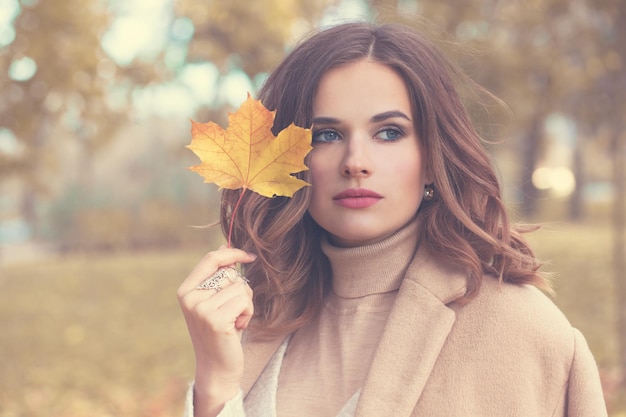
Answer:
424 184 435 201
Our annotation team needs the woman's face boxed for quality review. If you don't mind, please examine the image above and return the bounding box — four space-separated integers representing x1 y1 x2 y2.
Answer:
308 60 429 247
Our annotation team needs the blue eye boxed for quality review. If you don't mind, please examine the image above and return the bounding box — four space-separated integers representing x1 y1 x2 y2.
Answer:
312 130 340 143
376 128 403 141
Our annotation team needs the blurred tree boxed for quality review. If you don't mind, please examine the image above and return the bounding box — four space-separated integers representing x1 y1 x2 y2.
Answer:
0 0 169 238
174 0 336 88
0 0 121 236
369 0 622 219
370 0 561 215
524 0 626 371
589 0 626 379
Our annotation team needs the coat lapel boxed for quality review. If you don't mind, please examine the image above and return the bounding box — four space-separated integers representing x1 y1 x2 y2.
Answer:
241 331 286 396
356 245 467 417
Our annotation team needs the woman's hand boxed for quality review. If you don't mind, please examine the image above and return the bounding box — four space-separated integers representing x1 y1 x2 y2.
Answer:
177 246 257 417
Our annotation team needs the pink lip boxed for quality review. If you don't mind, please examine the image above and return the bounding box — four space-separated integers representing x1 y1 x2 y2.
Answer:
333 188 383 209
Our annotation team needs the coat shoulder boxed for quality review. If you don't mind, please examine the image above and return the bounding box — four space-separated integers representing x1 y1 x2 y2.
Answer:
455 275 577 355
440 276 606 416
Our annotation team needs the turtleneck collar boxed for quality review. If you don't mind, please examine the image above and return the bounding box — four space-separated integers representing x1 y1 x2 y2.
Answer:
320 217 421 299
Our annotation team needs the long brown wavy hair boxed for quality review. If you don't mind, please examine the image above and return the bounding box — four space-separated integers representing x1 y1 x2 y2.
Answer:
221 22 550 336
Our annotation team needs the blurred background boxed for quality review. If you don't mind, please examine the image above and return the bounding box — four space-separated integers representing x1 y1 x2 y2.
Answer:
0 0 624 415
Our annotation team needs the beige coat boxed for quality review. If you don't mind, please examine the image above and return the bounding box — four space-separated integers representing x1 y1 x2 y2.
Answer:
240 245 608 417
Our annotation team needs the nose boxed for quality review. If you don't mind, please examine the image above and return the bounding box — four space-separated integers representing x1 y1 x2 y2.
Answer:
341 137 371 177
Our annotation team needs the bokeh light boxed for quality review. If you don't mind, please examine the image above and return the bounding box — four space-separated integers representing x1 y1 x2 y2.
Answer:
8 56 37 81
532 166 577 197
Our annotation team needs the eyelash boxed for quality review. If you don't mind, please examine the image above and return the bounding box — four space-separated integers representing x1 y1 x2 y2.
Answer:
311 126 406 143
375 126 405 141
312 129 341 143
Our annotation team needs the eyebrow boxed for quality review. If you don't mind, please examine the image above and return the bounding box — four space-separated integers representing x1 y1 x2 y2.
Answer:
371 110 411 123
312 110 411 126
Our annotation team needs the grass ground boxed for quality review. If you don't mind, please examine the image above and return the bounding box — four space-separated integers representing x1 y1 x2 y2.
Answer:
0 249 204 417
0 217 624 416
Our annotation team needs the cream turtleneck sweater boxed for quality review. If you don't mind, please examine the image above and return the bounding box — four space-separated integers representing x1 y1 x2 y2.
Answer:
276 218 420 417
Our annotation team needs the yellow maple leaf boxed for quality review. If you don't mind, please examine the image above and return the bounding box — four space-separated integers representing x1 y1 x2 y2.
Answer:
187 94 312 198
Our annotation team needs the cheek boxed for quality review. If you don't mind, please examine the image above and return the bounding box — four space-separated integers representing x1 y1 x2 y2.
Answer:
308 151 333 188
392 156 426 198
307 154 330 212
308 156 321 186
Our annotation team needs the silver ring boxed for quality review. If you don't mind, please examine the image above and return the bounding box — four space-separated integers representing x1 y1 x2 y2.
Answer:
196 266 239 291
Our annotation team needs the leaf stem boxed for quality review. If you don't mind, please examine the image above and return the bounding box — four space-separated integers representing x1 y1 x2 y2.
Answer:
228 187 247 248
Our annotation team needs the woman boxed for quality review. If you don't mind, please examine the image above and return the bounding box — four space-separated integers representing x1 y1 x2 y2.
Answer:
178 22 607 417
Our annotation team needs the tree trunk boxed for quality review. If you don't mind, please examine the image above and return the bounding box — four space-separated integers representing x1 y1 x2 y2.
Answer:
569 141 584 221
613 127 626 373
519 112 543 218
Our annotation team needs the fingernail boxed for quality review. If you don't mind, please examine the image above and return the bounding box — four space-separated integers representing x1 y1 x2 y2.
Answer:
247 252 257 260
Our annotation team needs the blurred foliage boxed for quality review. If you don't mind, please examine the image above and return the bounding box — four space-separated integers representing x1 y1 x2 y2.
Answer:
370 0 625 217
43 183 221 252
0 0 120 181
0 0 173 239
175 0 335 77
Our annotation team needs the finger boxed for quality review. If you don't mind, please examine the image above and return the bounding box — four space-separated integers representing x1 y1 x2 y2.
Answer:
235 308 253 330
196 286 254 333
218 282 254 329
195 266 240 292
190 248 255 283
180 284 252 354
181 289 252 337
181 279 250 313
235 284 254 330
189 248 255 282
179 248 256 294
